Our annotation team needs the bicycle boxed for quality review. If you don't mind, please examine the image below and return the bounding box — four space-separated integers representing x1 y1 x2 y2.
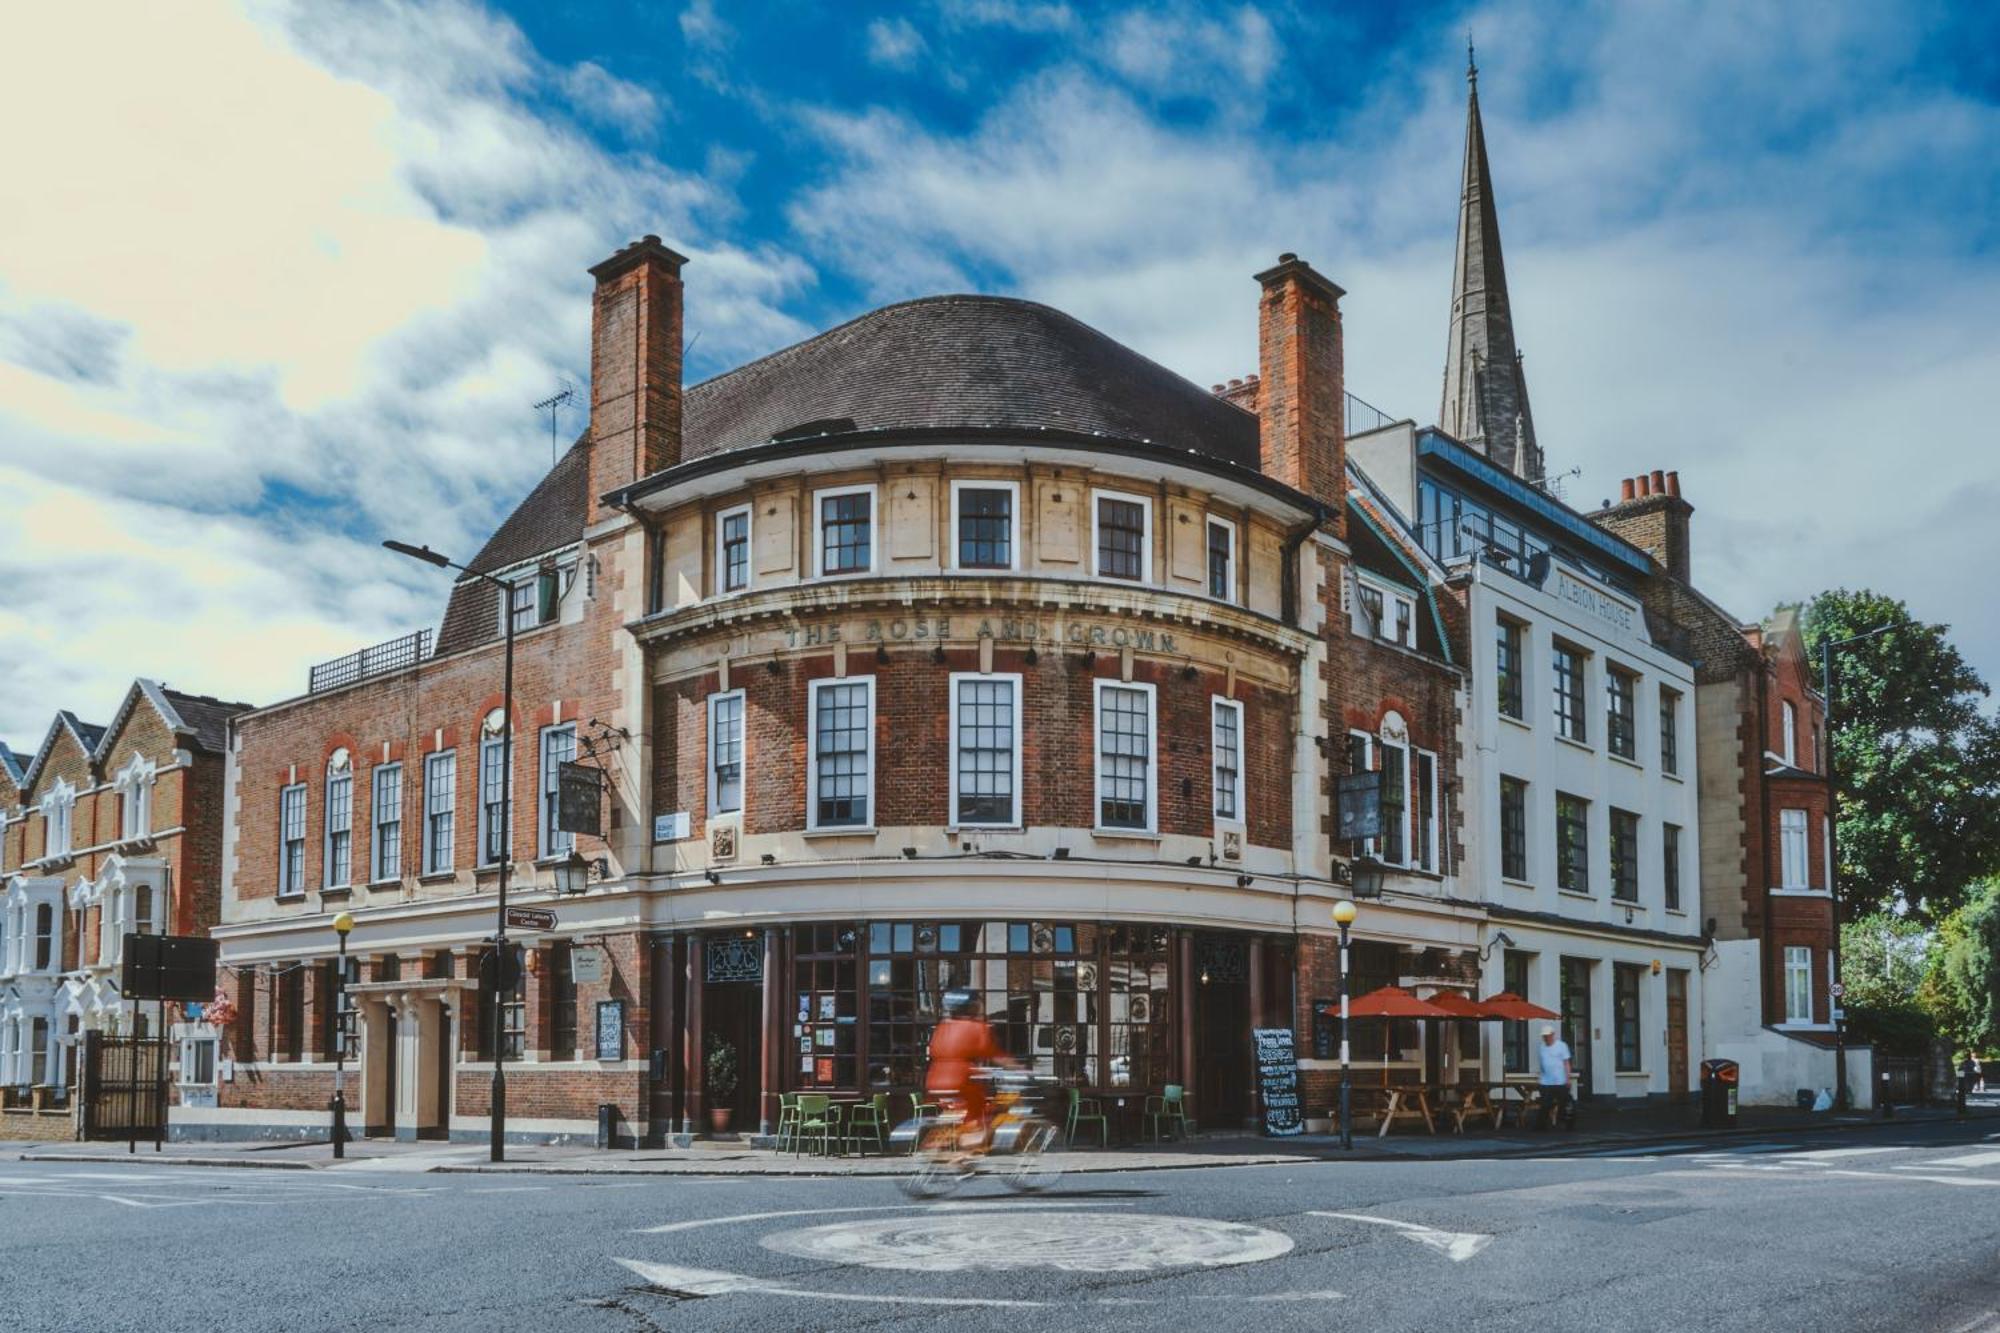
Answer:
894 1070 1064 1199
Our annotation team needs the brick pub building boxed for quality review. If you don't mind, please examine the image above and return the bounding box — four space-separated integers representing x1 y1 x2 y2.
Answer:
190 224 1471 1145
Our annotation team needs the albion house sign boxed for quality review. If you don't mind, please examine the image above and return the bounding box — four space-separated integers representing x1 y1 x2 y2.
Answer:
784 616 1183 654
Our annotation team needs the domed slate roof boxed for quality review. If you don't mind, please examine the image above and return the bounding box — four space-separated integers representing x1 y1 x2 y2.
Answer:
680 295 1259 468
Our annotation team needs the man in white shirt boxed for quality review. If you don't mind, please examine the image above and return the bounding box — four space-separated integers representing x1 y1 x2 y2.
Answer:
1536 1025 1574 1131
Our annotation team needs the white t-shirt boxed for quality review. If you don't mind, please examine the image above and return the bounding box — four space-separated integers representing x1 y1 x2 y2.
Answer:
1537 1039 1573 1086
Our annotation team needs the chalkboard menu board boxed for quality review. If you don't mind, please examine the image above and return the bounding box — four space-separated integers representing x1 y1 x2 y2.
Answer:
1253 1027 1303 1137
595 1000 624 1062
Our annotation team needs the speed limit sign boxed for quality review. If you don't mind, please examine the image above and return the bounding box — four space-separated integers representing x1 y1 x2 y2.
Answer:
1830 982 1845 998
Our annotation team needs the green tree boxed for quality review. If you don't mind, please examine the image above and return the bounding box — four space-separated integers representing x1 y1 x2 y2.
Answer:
1924 879 2000 1049
1803 589 2000 921
1840 912 1937 1055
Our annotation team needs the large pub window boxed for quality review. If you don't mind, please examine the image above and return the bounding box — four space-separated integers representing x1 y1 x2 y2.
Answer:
794 923 860 1089
549 941 577 1061
858 920 1172 1092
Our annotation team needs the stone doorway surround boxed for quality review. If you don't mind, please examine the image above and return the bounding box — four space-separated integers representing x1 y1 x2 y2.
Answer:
345 977 476 1141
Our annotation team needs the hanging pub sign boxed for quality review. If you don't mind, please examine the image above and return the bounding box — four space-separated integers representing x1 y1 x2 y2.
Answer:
1336 772 1383 841
1253 1027 1304 1137
557 761 603 836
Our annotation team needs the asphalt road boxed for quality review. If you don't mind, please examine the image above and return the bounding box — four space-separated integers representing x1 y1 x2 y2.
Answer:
5 1118 1999 1332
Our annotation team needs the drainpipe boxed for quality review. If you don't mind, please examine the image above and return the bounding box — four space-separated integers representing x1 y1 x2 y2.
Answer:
1279 504 1329 627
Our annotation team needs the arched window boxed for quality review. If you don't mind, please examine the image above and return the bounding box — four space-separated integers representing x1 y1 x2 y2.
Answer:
324 750 353 889
41 779 76 859
115 755 156 842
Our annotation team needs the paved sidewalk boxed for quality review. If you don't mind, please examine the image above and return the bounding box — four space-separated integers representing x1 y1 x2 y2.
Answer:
9 1094 1994 1175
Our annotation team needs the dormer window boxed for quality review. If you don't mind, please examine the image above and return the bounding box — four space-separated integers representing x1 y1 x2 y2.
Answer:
502 560 572 633
1355 574 1416 649
115 755 156 843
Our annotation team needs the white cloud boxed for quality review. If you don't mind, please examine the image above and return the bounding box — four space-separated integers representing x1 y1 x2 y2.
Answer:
1103 5 1277 97
788 0 2000 683
0 0 812 740
680 0 731 50
562 60 663 138
867 17 929 70
938 0 1076 34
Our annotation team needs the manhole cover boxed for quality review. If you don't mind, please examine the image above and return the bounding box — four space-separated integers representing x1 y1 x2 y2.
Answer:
761 1210 1293 1273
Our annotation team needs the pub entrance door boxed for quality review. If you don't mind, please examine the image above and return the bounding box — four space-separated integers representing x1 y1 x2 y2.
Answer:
701 936 765 1133
1665 970 1690 1100
1192 936 1252 1129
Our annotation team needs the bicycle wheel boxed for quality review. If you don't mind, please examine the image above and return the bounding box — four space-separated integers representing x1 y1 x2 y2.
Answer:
1001 1120 1064 1194
898 1125 966 1199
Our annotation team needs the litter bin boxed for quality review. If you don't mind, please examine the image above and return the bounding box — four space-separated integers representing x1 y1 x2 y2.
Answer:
1700 1059 1739 1129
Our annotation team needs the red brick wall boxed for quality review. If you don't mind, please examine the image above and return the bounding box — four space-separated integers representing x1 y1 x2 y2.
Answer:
231 618 620 903
656 647 1296 848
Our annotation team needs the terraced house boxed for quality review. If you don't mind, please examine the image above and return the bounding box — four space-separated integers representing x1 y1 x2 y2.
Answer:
0 683 246 1138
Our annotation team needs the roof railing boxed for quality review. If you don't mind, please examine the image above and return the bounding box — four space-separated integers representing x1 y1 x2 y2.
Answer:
307 629 431 695
1345 392 1397 438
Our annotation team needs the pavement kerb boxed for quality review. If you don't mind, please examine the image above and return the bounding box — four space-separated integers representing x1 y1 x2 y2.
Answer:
13 1153 321 1170
12 1107 1995 1175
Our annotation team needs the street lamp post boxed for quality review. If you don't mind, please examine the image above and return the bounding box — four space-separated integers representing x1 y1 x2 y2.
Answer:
385 539 517 1162
331 911 353 1158
1819 620 1902 1112
1333 899 1358 1151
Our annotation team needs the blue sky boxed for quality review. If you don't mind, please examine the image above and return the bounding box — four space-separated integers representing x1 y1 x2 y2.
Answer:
1 0 1997 741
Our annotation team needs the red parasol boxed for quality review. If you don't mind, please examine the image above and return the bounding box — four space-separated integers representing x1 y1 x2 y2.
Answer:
1478 991 1561 1022
1426 991 1500 1020
1322 987 1455 1086
1339 986 1454 1019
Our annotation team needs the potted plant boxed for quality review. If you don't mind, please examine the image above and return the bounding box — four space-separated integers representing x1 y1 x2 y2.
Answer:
705 1033 739 1135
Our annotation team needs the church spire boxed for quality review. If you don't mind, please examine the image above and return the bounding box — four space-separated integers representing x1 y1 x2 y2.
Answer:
1440 52 1543 482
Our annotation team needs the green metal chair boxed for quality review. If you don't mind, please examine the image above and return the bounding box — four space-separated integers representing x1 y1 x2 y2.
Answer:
795 1094 835 1157
1067 1086 1109 1148
774 1093 801 1152
845 1093 890 1156
1143 1084 1191 1142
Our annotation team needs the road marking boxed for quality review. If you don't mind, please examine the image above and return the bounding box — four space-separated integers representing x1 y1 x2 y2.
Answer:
1824 1169 2000 1188
1309 1211 1491 1262
613 1258 1343 1309
761 1211 1292 1273
1591 1143 1704 1157
1925 1150 2000 1169
1775 1146 1901 1162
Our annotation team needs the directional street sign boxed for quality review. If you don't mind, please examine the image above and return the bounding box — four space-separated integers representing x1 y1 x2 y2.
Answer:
505 907 557 931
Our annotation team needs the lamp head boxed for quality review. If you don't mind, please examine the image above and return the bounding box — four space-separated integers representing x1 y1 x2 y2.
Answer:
1331 899 1358 927
332 911 355 937
382 539 451 568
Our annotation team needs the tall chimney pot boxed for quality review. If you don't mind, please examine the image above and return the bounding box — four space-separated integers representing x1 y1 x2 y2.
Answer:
1620 477 1636 503
1665 471 1681 498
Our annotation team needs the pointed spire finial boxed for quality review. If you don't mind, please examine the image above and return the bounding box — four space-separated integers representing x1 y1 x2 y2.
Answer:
1467 29 1477 84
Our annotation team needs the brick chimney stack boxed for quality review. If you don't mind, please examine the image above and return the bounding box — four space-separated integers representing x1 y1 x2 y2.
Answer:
1591 468 1695 583
1254 254 1346 533
587 235 688 524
